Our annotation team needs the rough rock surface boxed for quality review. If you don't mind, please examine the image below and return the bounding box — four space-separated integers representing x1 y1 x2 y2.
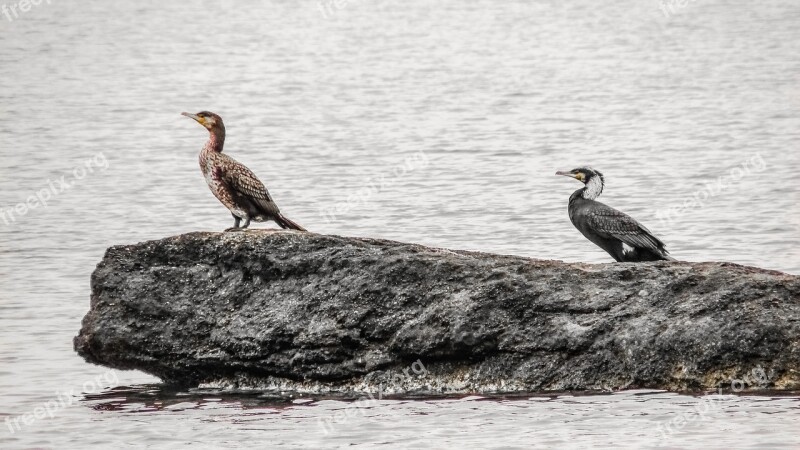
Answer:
74 231 800 395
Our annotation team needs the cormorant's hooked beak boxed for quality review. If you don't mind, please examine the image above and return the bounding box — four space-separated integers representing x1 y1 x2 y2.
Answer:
181 112 206 126
556 170 586 182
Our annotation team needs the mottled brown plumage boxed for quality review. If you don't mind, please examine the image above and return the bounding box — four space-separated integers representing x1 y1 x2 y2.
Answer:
182 111 306 231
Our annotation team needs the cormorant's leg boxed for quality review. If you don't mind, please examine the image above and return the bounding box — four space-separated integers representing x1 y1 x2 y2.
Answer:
225 215 242 232
241 216 251 229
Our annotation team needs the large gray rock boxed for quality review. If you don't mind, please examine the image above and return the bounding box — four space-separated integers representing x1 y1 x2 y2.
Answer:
74 231 800 395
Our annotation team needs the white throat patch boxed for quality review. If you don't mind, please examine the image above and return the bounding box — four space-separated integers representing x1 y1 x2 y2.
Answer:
581 176 604 200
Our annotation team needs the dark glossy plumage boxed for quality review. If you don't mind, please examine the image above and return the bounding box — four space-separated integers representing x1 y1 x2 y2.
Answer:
557 167 673 262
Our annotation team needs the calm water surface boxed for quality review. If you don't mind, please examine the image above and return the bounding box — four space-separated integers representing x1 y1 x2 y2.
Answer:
1 0 799 448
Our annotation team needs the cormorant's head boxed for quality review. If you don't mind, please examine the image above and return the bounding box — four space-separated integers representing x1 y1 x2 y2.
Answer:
555 167 603 183
556 167 604 199
181 111 224 132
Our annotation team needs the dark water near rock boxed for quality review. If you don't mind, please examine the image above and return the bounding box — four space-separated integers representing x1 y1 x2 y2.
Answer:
1 0 798 448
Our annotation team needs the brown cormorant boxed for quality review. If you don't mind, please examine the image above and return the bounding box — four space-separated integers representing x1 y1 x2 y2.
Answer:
556 167 674 262
182 111 306 232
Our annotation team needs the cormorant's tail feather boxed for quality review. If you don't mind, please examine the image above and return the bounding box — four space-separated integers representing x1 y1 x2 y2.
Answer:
621 247 676 262
274 213 307 231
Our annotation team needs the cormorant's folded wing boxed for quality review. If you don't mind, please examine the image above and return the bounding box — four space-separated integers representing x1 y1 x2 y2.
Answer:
214 157 281 216
587 204 665 252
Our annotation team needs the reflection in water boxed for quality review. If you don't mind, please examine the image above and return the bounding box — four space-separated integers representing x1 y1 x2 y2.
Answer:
76 386 800 447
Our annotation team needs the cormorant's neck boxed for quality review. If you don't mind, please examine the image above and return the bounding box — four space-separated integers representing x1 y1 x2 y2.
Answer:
569 189 583 205
203 127 226 153
581 176 603 200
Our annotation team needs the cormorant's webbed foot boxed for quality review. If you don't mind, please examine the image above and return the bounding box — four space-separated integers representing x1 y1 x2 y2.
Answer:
225 215 243 232
224 215 251 232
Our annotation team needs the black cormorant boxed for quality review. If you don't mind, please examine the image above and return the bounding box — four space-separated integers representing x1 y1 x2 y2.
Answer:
182 111 306 232
556 167 674 262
